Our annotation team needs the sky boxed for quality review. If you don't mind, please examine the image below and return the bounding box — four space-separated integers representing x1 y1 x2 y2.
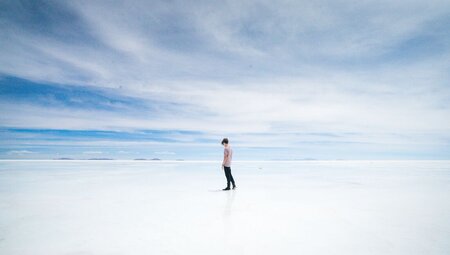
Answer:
0 0 449 160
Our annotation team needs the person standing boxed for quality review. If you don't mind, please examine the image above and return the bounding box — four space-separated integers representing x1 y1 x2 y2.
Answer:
221 138 236 190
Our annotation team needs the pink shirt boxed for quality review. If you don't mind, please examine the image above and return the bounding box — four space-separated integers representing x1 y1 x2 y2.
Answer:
223 146 233 167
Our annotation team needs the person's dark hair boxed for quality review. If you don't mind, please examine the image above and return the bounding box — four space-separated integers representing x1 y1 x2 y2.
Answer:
221 138 229 145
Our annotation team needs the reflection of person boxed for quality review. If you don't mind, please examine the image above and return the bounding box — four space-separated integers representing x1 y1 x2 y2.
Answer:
221 138 236 190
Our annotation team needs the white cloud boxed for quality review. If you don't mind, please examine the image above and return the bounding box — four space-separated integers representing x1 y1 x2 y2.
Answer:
154 151 176 155
82 151 103 154
0 0 449 154
7 150 35 155
2 0 448 88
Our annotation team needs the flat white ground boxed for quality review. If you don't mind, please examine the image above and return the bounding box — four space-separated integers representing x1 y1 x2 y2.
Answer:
0 160 449 255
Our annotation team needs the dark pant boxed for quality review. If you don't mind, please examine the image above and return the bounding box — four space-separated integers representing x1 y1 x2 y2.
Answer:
224 166 235 188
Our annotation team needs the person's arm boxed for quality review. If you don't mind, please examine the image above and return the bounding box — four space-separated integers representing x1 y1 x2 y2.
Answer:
222 149 229 166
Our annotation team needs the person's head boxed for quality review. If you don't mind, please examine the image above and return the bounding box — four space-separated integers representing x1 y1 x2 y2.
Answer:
221 138 229 146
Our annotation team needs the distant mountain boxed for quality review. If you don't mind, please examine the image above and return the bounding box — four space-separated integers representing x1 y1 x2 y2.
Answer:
53 157 75 160
134 158 148 160
87 158 114 160
151 158 161 160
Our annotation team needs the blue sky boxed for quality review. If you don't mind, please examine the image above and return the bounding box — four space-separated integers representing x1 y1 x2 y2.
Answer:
0 0 449 160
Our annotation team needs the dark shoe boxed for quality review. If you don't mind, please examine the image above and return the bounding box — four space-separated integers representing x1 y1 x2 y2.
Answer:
232 185 237 189
222 187 231 191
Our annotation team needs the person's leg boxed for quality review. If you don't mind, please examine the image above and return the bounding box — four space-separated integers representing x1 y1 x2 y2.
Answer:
228 167 236 187
224 167 231 188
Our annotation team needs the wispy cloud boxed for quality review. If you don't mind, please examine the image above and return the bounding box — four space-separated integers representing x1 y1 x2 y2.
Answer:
7 150 35 155
0 0 449 159
82 151 103 154
154 151 176 155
